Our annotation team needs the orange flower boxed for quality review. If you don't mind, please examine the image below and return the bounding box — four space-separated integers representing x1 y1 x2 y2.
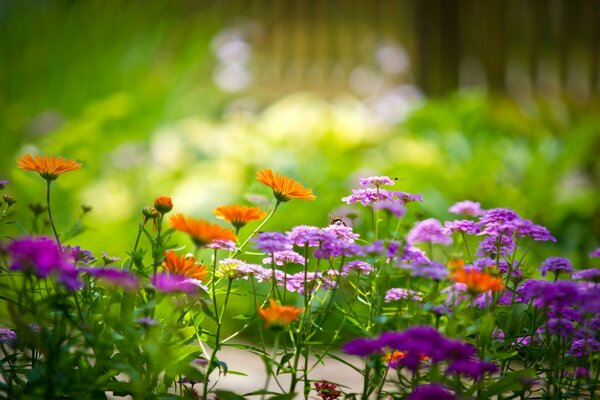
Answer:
256 168 316 203
154 196 173 214
447 257 465 271
451 268 504 293
17 154 81 181
169 214 236 247
214 204 267 230
162 250 208 281
258 298 303 330
384 350 429 368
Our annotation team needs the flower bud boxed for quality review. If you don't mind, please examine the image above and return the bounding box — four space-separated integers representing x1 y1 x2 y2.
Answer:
29 203 47 215
154 195 173 214
142 206 160 224
2 195 16 207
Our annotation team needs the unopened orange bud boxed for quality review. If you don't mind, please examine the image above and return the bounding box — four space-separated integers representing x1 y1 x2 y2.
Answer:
154 196 173 214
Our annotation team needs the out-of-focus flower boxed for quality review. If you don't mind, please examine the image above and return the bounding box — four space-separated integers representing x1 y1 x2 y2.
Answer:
0 328 16 344
372 200 406 218
448 200 485 217
342 188 422 206
406 218 452 246
590 248 600 258
0 180 8 190
256 169 315 203
17 154 80 181
151 273 200 295
101 251 121 266
8 236 81 291
206 240 237 251
539 257 573 277
444 220 479 235
476 235 515 258
314 381 341 400
397 260 448 280
253 232 293 253
451 269 504 293
258 298 302 330
446 358 498 380
169 214 236 247
564 367 590 379
523 280 581 309
385 288 422 302
359 176 396 188
162 250 208 281
214 204 266 230
341 260 373 276
65 245 96 264
573 268 600 283
2 195 16 207
135 317 159 326
154 195 173 214
216 258 252 279
407 384 456 400
82 267 139 291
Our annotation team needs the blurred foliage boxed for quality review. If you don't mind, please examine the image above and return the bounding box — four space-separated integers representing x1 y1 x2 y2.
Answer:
1 1 599 281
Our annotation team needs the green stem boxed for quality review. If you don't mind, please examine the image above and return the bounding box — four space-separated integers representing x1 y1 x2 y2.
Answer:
234 201 281 256
46 180 61 250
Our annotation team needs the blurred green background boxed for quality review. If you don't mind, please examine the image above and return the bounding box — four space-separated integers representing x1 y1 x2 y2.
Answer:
1 0 600 269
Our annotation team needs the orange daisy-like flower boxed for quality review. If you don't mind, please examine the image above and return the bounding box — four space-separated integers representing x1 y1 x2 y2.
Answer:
256 168 316 203
258 298 303 330
169 213 236 247
213 204 267 230
162 250 208 281
17 154 81 181
451 268 504 293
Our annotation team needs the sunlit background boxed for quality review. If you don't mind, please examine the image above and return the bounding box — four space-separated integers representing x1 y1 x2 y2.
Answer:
2 0 600 267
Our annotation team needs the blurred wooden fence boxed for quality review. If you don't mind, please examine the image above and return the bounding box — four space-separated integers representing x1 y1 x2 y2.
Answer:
208 0 600 99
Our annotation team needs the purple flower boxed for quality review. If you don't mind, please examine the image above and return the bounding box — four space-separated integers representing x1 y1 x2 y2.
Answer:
151 273 200 295
523 280 582 309
444 219 479 235
399 245 430 264
398 261 449 280
391 191 424 204
135 317 159 326
590 248 600 258
564 367 590 378
252 232 293 253
569 336 600 357
65 245 96 264
539 257 573 277
314 240 363 259
476 235 515 258
359 176 396 187
101 251 121 266
342 189 422 207
408 384 456 400
512 219 556 242
82 267 139 291
362 240 385 256
479 208 519 226
0 180 8 190
372 200 406 218
262 250 306 266
446 359 498 380
341 260 373 276
473 258 522 279
206 240 237 251
385 288 422 302
323 224 360 242
406 218 452 246
0 328 16 344
573 268 600 283
448 200 485 217
342 337 381 357
8 236 81 291
545 318 575 336
286 225 330 247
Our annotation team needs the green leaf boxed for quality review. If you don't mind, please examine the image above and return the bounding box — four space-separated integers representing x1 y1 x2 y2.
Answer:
479 312 495 347
277 353 294 374
226 370 248 376
481 368 536 398
268 394 296 400
214 389 246 400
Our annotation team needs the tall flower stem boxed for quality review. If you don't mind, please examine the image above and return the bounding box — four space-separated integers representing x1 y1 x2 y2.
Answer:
45 180 61 250
234 201 281 256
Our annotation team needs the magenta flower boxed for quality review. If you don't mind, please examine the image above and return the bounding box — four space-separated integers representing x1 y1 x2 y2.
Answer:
151 273 200 294
206 239 238 251
384 288 422 302
359 175 396 187
589 248 600 258
341 260 373 276
82 267 139 291
262 250 306 266
448 200 485 217
406 218 452 246
444 219 478 235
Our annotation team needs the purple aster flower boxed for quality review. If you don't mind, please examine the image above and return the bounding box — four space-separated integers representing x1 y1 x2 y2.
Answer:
399 261 449 280
391 191 424 204
82 267 139 291
135 317 159 326
314 240 363 259
342 337 381 357
544 318 575 336
362 240 385 256
448 200 485 217
446 359 498 380
476 235 515 258
385 240 401 258
286 225 331 247
342 260 373 276
408 384 456 400
323 224 359 242
569 336 600 357
384 288 422 302
590 248 600 258
399 245 430 264
262 250 306 266
573 268 600 283
539 257 573 277
101 251 121 266
372 200 406 218
512 219 556 242
206 240 237 251
151 273 200 295
359 176 396 187
523 280 582 309
9 236 81 291
65 245 96 264
406 218 452 246
479 208 519 225
0 328 16 344
342 188 395 206
0 180 8 190
444 219 479 235
252 232 293 253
